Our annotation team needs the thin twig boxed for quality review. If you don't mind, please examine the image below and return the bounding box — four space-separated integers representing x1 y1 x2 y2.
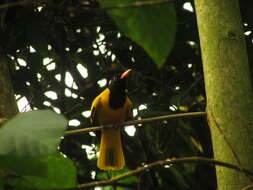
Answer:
0 1 27 9
64 111 206 136
104 0 175 10
49 156 253 190
0 0 47 9
241 184 253 190
208 109 253 182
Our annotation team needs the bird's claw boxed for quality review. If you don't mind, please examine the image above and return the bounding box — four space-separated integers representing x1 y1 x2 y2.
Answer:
112 123 120 129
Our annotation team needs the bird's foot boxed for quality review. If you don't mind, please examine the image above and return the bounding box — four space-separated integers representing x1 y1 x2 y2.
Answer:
112 123 121 129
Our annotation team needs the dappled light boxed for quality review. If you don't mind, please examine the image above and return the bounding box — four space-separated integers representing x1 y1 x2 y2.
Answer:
183 2 194 12
124 125 136 136
97 78 107 87
69 119 81 127
0 0 253 189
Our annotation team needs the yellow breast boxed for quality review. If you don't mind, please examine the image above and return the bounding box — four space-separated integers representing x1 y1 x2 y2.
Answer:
92 88 132 125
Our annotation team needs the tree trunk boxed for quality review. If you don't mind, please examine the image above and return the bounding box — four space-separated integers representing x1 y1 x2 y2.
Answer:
0 58 18 123
194 0 253 189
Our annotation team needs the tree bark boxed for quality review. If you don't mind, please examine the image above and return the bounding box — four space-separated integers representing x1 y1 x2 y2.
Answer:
0 59 18 123
194 0 253 189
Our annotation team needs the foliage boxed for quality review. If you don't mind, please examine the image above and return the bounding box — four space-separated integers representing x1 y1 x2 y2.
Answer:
100 0 177 67
0 110 76 189
0 0 252 189
0 110 67 156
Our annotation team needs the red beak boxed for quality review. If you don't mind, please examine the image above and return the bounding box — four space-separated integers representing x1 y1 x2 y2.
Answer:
120 69 132 79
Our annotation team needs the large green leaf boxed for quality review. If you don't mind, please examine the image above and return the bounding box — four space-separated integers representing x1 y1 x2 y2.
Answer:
101 0 176 67
0 156 77 189
24 156 77 188
0 155 47 177
0 110 67 157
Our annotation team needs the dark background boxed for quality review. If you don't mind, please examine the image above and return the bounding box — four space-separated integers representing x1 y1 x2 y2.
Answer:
1 0 253 189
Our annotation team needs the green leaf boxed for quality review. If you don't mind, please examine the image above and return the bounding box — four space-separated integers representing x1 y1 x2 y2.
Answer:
0 175 34 190
24 156 77 188
0 110 67 157
0 155 47 177
0 156 77 189
101 0 176 67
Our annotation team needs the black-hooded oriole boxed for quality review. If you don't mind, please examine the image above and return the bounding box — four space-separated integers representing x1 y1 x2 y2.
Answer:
90 69 133 170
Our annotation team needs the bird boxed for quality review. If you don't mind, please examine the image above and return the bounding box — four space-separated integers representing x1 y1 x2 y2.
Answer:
90 69 133 170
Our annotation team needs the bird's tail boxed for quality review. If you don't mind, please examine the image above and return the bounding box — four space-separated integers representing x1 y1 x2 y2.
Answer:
98 127 125 170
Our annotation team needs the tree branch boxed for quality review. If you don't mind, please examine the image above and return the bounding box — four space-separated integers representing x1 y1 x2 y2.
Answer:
104 0 175 10
64 111 206 136
50 156 253 190
241 184 253 190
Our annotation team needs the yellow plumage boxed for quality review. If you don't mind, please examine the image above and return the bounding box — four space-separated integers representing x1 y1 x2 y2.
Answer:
98 128 125 170
91 88 132 170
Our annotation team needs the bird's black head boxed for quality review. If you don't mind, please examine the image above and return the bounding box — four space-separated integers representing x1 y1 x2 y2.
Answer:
108 69 132 109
